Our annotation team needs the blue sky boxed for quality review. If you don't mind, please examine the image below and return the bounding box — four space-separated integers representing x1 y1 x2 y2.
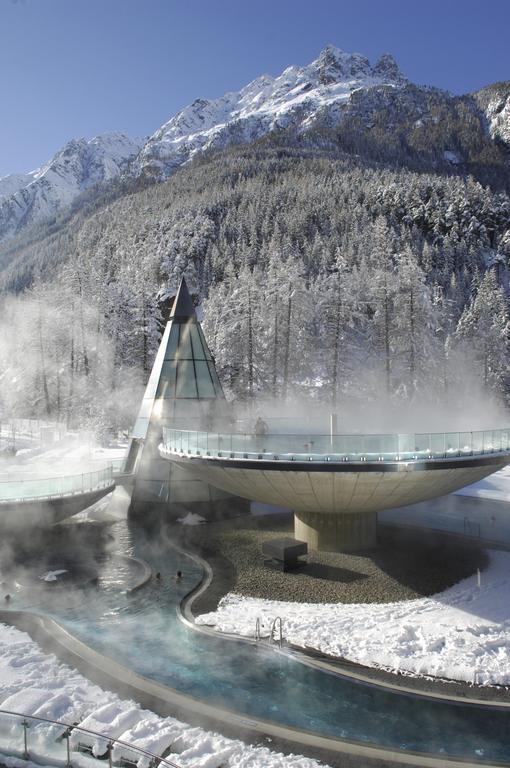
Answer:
0 0 508 177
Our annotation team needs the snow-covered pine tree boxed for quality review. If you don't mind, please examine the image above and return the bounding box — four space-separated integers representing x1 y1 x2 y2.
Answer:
454 269 510 396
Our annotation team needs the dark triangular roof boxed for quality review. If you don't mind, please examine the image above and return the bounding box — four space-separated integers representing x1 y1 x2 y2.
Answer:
170 276 196 320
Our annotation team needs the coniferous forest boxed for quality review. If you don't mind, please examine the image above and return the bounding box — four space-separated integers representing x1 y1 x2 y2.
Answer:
0 134 509 436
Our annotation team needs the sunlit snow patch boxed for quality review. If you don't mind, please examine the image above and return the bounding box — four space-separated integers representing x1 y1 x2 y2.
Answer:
40 570 68 582
177 512 206 526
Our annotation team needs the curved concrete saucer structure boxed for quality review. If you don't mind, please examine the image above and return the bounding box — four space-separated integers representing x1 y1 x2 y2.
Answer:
160 427 510 551
0 467 115 528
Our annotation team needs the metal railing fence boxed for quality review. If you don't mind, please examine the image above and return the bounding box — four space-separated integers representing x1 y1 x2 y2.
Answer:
0 708 184 768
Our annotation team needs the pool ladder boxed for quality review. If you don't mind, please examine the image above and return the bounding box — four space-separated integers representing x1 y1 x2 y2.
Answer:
271 616 284 648
255 616 284 648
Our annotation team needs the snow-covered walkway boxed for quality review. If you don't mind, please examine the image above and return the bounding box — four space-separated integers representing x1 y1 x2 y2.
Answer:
0 623 324 768
197 550 510 687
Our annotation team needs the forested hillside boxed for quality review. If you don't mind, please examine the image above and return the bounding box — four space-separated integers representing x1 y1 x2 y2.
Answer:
0 139 509 435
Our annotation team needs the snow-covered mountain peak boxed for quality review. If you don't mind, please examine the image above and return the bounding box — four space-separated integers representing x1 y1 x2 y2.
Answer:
314 44 372 83
32 132 142 180
135 45 408 179
0 132 142 242
372 52 405 82
0 172 35 204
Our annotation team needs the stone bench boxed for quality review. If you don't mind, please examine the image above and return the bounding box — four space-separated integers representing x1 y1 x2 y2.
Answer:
262 537 308 572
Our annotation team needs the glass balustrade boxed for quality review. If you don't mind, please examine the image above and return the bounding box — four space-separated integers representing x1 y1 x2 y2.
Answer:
107 458 126 474
161 427 510 463
0 467 113 503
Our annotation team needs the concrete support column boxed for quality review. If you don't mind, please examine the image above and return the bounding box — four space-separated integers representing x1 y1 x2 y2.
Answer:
294 509 377 552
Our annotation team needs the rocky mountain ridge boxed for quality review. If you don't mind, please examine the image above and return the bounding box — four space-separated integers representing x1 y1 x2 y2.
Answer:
0 45 508 245
474 81 510 145
0 133 142 242
134 45 408 178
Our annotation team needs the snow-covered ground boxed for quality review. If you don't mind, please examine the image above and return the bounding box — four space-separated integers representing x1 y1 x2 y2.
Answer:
177 512 206 526
0 432 127 478
0 622 325 768
197 550 510 687
457 464 510 503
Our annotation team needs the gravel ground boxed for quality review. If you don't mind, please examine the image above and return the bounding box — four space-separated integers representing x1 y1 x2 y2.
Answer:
185 514 510 701
192 514 488 605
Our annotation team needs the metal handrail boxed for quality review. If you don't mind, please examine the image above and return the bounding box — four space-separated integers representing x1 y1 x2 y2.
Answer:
255 617 261 641
0 708 184 768
270 617 283 649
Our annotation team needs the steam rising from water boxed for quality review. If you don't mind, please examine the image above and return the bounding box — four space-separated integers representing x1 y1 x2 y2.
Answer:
231 383 510 435
0 432 126 481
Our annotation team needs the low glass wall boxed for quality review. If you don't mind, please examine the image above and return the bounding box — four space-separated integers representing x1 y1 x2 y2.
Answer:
0 709 182 768
161 428 510 463
106 458 126 474
0 467 114 503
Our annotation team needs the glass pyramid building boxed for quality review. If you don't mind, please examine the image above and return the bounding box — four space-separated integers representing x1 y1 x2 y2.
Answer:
126 277 236 516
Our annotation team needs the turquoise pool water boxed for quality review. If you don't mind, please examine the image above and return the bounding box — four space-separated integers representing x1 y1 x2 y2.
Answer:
3 515 510 763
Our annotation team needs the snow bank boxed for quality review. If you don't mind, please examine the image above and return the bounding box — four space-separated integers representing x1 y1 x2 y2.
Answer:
39 570 67 583
71 702 145 756
197 550 510 686
177 513 206 526
0 623 324 768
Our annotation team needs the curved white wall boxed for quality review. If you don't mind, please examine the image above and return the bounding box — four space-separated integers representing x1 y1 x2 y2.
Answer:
165 456 506 515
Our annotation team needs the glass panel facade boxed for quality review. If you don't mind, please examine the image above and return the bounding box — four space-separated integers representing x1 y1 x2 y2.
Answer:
131 312 225 441
177 323 193 359
156 361 177 398
176 360 199 398
195 360 216 398
158 318 222 400
196 324 213 360
190 324 207 360
164 324 180 360
207 361 223 396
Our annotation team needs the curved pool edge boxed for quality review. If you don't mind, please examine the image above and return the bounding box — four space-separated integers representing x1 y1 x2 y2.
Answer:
0 608 506 768
120 555 152 593
177 545 510 709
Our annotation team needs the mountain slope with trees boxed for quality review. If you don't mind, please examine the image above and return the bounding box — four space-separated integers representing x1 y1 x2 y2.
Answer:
0 46 508 256
0 139 508 434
